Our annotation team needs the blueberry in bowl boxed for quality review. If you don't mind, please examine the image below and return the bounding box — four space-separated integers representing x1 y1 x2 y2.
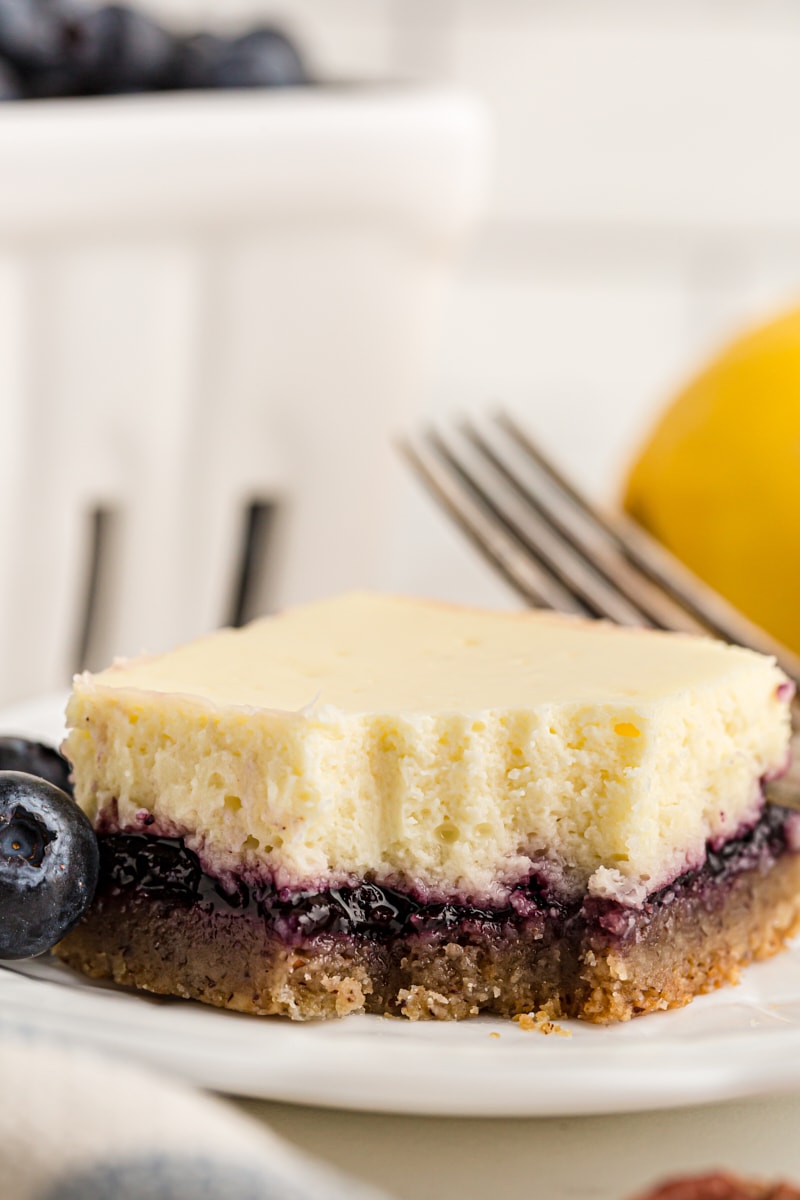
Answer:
0 1 311 100
0 771 99 959
179 27 309 91
0 55 22 99
65 4 182 97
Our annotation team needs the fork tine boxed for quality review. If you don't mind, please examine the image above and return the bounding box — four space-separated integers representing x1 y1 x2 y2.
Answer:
400 433 591 615
460 416 707 637
428 426 658 627
496 410 800 685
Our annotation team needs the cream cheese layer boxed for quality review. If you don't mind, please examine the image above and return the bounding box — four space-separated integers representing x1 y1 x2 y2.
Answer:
64 593 792 906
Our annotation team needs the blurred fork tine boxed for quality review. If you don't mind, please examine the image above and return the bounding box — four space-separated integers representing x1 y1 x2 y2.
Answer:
421 427 660 628
460 416 707 637
401 434 591 616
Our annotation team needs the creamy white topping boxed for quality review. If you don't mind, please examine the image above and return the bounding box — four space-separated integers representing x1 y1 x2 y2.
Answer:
65 593 791 905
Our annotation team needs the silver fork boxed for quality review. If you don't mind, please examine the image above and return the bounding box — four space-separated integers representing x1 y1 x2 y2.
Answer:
400 411 800 802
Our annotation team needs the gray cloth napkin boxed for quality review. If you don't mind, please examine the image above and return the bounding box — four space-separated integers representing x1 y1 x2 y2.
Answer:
0 1028 391 1200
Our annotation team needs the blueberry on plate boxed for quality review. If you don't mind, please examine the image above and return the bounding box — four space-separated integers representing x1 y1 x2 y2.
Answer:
0 735 73 796
0 771 99 959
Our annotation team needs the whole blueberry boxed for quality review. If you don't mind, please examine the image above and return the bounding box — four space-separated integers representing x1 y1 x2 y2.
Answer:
0 0 76 71
0 0 89 98
206 27 309 90
68 3 179 94
173 30 227 91
0 771 98 959
0 736 73 796
0 54 22 98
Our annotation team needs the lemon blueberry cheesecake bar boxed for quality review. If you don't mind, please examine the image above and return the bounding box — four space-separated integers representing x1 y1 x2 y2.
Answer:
56 592 800 1022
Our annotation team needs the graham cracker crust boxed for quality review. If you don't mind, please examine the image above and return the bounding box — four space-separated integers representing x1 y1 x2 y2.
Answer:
55 850 800 1023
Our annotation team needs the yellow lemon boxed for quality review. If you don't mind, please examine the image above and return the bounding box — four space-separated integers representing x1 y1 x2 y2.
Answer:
624 307 800 654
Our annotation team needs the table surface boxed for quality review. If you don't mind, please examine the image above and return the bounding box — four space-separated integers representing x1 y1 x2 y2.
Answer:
231 1091 800 1200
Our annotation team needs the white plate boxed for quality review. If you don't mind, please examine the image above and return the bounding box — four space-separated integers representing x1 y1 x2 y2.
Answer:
4 693 800 1117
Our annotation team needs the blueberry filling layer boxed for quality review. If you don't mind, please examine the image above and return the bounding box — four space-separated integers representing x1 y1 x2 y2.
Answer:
95 803 796 946
98 834 551 941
